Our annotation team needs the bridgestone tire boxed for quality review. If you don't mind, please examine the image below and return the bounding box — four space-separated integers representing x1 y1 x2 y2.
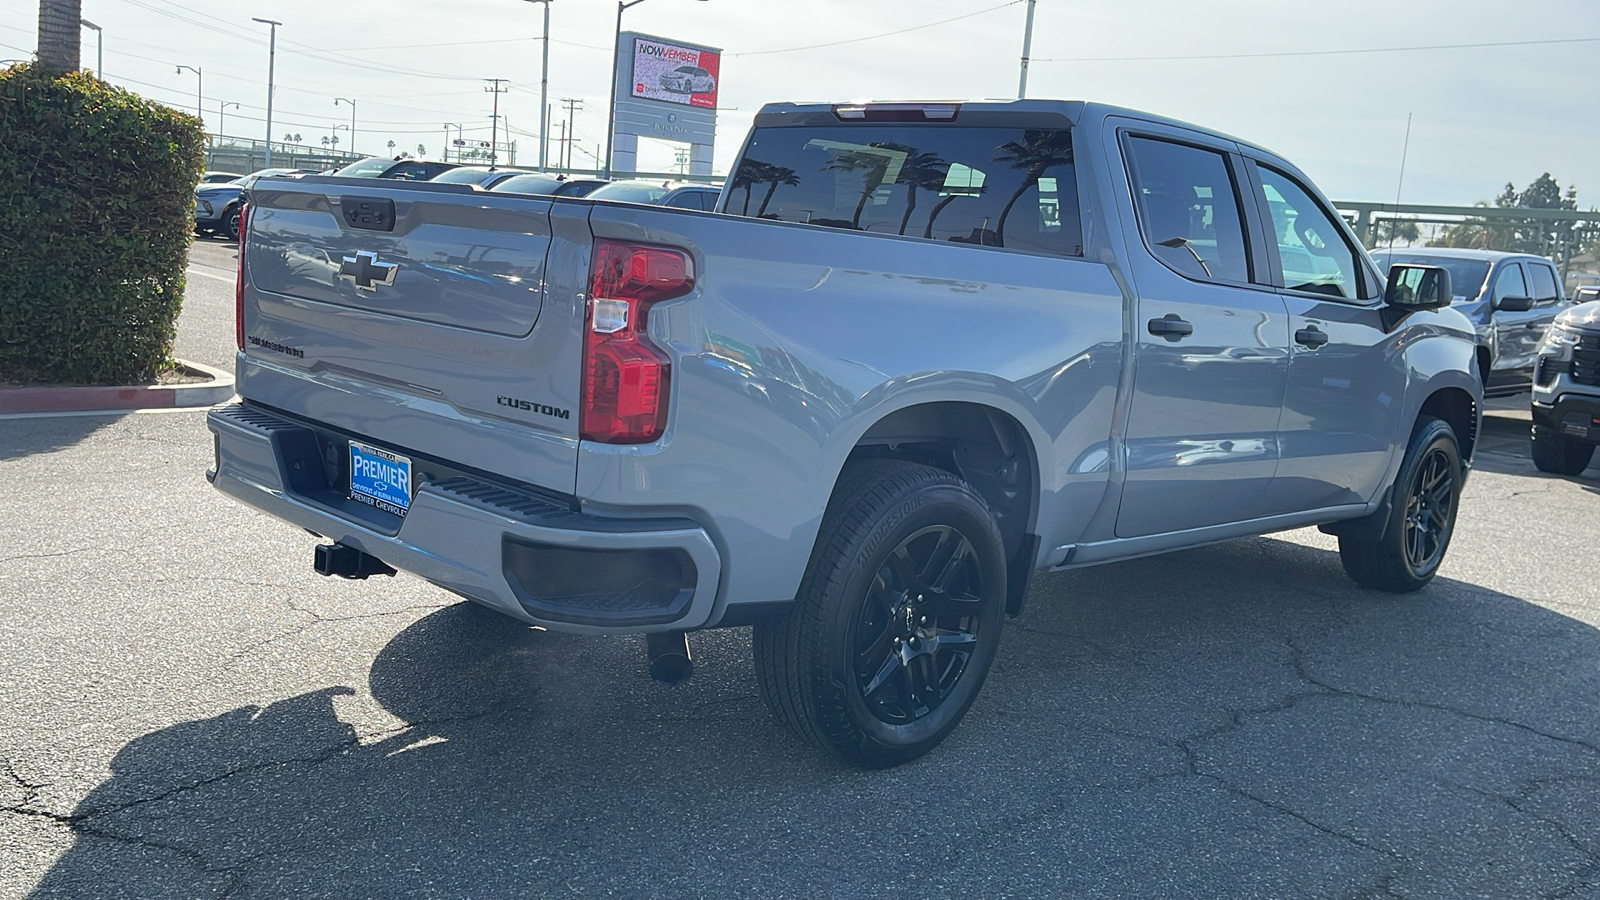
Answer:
1339 416 1462 593
752 460 1006 768
1531 425 1595 476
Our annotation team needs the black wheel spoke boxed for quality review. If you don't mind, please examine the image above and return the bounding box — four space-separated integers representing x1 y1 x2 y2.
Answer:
932 630 978 658
923 530 971 593
885 545 923 594
919 591 984 620
862 654 900 699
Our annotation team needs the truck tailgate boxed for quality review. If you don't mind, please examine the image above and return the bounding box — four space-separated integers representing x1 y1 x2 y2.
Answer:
237 177 587 497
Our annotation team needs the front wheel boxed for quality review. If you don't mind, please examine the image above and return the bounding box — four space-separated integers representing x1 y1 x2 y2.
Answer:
1338 416 1462 593
219 205 241 240
753 460 1006 768
1531 425 1595 475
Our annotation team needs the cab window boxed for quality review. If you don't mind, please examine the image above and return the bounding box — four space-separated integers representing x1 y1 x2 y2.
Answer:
1256 166 1364 300
1526 263 1561 306
1124 136 1251 283
1492 263 1528 304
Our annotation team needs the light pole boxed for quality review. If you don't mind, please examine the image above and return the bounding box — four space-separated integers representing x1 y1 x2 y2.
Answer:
442 123 461 162
335 97 356 156
176 64 202 121
522 0 551 171
252 17 282 167
604 0 706 179
1016 0 1037 99
333 123 349 157
218 100 239 136
79 19 101 79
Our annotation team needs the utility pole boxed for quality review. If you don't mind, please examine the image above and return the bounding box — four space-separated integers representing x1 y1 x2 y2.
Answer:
484 78 509 165
523 0 552 171
560 97 582 171
1017 0 1036 99
219 100 239 136
558 120 567 170
252 18 282 167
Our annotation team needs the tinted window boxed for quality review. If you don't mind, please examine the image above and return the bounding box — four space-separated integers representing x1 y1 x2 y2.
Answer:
1371 253 1489 301
429 168 502 185
664 191 703 209
555 180 607 197
1257 165 1362 299
385 162 431 181
589 182 672 204
1492 263 1527 302
727 125 1081 256
492 174 564 196
334 158 394 178
1125 136 1250 283
1527 263 1560 304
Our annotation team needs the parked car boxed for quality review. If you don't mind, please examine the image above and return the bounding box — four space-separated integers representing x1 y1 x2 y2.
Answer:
659 65 715 94
1370 248 1565 395
1531 297 1600 474
426 166 533 190
194 167 316 238
200 171 243 184
489 172 608 198
211 99 1479 768
1572 285 1600 304
585 179 722 211
332 156 459 181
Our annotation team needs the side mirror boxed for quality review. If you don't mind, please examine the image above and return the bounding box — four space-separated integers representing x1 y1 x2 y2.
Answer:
1382 265 1452 329
1496 295 1534 312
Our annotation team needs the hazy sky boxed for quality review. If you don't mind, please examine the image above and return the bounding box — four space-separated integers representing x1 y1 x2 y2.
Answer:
5 0 1598 204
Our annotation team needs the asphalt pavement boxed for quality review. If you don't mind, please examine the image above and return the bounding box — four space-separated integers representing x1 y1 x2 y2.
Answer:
2 242 1598 898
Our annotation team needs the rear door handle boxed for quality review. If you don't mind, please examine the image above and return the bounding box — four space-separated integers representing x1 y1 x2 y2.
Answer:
1526 322 1548 330
1295 326 1330 349
1147 314 1193 341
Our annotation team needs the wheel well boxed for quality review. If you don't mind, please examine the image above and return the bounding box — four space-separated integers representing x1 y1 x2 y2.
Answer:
844 402 1039 615
1420 387 1478 462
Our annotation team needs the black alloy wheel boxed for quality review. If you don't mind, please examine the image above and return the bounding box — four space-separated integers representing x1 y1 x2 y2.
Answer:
1401 445 1456 574
853 524 986 726
753 460 1006 767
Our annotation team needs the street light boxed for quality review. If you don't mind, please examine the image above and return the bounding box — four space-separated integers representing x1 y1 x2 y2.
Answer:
333 122 350 157
604 0 707 179
218 100 239 136
176 64 202 121
335 97 356 156
79 19 101 79
443 123 460 162
522 0 551 171
252 17 282 167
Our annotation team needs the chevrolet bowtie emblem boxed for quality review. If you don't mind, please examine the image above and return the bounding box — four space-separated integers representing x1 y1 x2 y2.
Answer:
339 250 398 292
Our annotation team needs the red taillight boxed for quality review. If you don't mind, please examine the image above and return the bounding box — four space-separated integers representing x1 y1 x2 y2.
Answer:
581 239 693 444
234 202 249 350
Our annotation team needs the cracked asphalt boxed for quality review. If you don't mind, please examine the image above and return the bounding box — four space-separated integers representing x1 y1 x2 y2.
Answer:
2 240 1599 898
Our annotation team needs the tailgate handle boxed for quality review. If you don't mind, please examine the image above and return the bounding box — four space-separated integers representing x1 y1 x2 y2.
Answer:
341 196 396 232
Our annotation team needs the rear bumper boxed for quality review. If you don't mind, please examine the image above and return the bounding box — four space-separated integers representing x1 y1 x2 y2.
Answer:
206 402 723 634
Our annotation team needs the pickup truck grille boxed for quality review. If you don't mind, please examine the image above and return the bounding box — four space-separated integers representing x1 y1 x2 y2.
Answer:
1574 333 1600 387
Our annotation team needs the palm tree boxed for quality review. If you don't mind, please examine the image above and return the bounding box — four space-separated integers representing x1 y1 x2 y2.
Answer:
729 159 768 216
37 0 83 71
924 186 984 240
825 150 892 229
993 130 1074 246
870 143 948 236
755 164 799 218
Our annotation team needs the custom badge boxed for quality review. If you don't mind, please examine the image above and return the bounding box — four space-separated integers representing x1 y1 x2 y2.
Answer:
339 250 398 292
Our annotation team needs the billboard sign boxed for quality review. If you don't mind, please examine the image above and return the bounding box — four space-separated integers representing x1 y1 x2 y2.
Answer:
629 37 719 109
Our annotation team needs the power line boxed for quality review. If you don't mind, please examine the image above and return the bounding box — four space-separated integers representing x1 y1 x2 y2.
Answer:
728 0 1023 57
1036 35 1600 63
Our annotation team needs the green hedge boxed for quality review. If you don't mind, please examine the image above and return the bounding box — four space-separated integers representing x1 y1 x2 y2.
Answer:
0 63 205 385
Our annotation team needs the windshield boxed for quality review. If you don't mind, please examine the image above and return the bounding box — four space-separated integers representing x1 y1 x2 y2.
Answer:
490 174 564 195
429 168 504 185
726 124 1082 256
334 158 395 178
587 182 672 204
1372 253 1491 300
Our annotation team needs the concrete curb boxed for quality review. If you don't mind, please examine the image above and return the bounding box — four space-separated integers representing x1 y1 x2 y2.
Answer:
0 359 235 415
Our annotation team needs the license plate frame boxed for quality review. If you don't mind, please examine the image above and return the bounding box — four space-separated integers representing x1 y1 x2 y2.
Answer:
348 441 412 516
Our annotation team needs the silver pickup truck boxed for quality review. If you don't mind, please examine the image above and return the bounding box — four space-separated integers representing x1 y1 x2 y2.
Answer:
208 99 1482 767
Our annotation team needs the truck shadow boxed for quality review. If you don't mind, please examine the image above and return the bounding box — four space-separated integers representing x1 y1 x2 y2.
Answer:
0 412 127 462
27 538 1600 898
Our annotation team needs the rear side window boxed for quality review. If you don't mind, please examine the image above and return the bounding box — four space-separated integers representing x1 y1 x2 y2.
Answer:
726 125 1082 257
1526 263 1561 305
492 175 564 196
1124 136 1251 283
